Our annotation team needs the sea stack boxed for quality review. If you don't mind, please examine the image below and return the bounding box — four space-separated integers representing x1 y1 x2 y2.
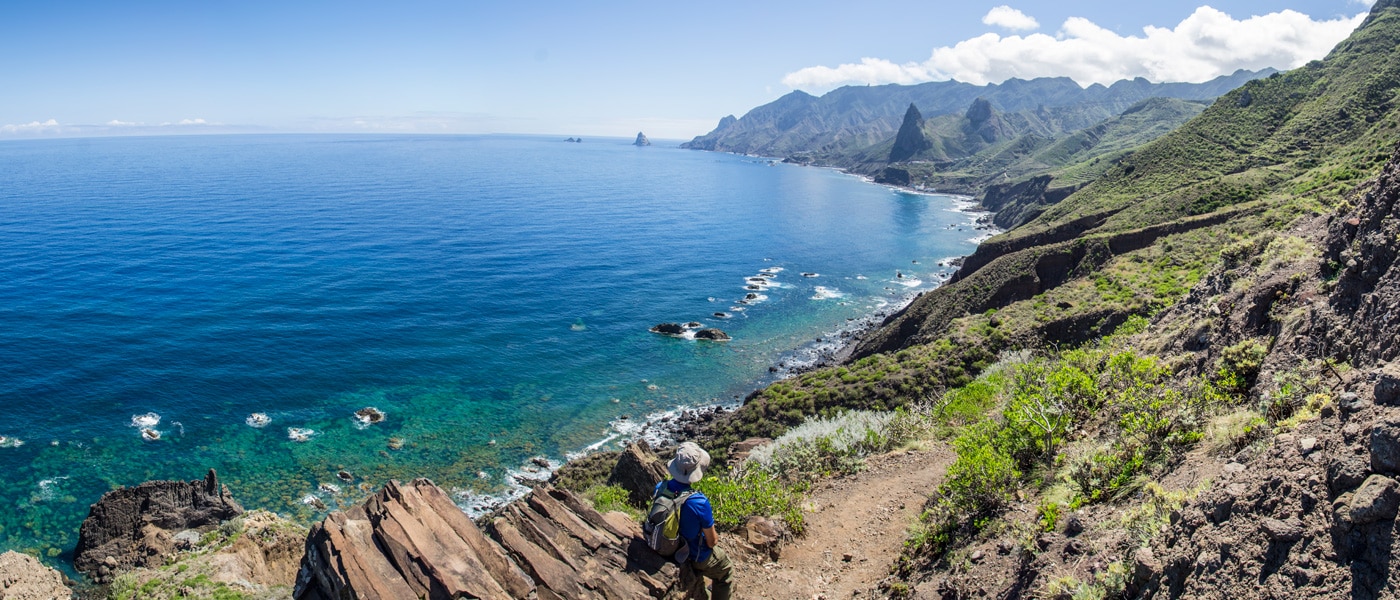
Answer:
633 132 651 146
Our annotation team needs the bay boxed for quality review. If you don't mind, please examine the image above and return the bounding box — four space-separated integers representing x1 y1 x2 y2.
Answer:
0 134 982 560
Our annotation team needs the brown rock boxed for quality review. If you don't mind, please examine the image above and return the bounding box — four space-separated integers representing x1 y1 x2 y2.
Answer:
1260 517 1304 542
0 551 73 600
295 480 679 600
727 437 773 466
607 441 669 507
1344 475 1400 525
74 469 243 580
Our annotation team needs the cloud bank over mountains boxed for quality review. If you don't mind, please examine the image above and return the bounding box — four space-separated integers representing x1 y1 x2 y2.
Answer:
783 5 1367 90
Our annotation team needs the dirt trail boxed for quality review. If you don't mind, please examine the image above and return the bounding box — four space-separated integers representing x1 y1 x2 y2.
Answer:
730 447 953 599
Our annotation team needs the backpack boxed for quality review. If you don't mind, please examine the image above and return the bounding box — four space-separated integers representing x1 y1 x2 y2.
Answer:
643 485 697 563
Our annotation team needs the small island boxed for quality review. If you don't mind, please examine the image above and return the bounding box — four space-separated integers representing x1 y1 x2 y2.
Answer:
633 132 651 146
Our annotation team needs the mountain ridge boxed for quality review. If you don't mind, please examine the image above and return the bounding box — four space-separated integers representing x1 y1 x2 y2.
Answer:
682 69 1275 158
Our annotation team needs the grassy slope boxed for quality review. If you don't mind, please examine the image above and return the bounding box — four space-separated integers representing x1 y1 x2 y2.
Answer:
704 1 1400 474
1002 8 1400 246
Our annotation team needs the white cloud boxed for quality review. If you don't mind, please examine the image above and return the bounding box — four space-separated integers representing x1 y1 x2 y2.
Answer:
983 6 1039 31
177 118 208 125
1 119 61 134
107 119 141 126
783 6 1366 89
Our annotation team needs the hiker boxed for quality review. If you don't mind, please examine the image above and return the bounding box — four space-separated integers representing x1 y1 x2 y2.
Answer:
651 441 733 600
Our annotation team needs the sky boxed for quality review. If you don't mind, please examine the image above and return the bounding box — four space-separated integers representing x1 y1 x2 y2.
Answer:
0 0 1379 140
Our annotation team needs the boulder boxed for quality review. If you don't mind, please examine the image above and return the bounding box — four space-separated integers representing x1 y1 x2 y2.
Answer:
607 441 669 507
0 551 73 600
744 516 789 560
1375 363 1400 405
1260 517 1304 542
295 480 679 600
1370 418 1400 474
1328 455 1370 494
74 469 244 582
1342 475 1400 525
694 328 731 341
727 437 772 466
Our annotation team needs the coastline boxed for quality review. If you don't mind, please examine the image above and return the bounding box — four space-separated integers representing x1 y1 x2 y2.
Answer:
472 175 1003 519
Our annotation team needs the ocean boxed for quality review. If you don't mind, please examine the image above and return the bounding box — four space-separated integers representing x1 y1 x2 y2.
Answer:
0 134 984 562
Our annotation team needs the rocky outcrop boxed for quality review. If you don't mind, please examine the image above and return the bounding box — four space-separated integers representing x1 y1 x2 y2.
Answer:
694 328 731 341
889 103 932 163
0 551 72 600
634 132 652 146
74 469 244 582
964 98 1013 144
650 323 686 336
296 478 682 600
1316 144 1400 366
106 510 307 599
979 175 1082 229
608 441 668 507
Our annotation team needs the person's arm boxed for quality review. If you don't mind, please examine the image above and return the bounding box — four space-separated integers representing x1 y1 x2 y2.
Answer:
703 526 719 548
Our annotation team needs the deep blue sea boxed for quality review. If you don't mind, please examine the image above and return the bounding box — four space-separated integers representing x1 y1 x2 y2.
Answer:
0 134 983 561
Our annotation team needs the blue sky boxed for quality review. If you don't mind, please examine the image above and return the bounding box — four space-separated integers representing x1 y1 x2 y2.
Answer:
0 0 1377 139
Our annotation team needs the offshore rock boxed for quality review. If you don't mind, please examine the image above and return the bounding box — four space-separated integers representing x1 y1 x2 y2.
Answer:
74 469 244 582
0 551 73 600
650 322 686 336
634 132 652 146
694 328 731 341
607 440 668 507
296 479 681 599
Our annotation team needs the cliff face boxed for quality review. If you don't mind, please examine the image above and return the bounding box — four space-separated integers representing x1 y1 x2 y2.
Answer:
74 469 244 583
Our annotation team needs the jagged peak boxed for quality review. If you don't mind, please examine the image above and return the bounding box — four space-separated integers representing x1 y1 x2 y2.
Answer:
889 103 932 163
965 97 995 124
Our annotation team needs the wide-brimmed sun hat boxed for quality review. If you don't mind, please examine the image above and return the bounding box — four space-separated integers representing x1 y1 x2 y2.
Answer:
668 441 711 484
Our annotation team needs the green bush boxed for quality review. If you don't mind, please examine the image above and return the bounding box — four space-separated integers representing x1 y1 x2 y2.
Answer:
1217 339 1268 392
694 469 807 535
584 484 639 520
1037 501 1062 532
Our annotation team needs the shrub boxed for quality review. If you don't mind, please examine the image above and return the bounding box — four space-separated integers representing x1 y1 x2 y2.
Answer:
693 469 807 535
747 408 931 481
1037 501 1062 532
1217 339 1268 392
584 484 639 520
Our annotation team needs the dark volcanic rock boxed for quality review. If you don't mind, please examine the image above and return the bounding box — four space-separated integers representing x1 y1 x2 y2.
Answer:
888 103 932 163
633 132 651 146
75 469 244 581
650 322 685 336
694 328 731 341
295 479 680 600
1341 474 1400 525
1370 418 1400 474
607 441 668 507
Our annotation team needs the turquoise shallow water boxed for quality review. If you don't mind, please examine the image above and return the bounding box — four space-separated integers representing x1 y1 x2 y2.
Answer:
0 134 982 562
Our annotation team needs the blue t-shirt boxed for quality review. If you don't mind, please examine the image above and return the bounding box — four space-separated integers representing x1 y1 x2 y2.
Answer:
654 479 714 563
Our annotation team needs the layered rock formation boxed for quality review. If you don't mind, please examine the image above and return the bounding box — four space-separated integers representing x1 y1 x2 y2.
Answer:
74 469 244 582
296 478 682 599
0 551 72 600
